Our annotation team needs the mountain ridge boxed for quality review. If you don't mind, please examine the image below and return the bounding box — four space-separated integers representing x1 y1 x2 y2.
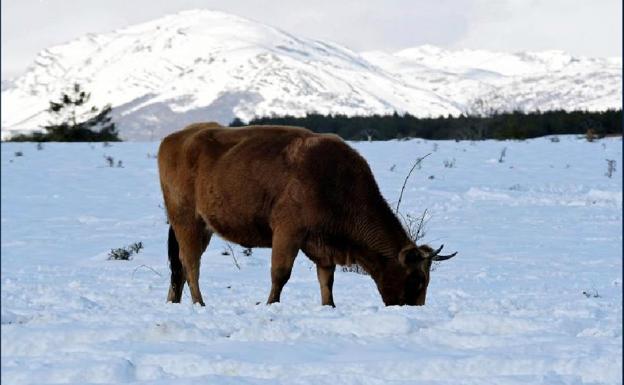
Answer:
2 9 620 140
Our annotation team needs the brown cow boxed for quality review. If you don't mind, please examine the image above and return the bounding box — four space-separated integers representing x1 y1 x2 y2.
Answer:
158 122 456 307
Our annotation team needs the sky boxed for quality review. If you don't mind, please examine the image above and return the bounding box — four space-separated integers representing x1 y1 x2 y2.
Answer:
1 0 621 80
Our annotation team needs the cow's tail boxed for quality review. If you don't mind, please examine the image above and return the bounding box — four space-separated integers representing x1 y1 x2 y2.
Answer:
168 225 183 280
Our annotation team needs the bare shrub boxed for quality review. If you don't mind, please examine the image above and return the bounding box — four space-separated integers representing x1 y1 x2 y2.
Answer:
128 241 144 254
605 159 616 178
582 289 601 298
498 147 507 163
341 265 368 274
108 241 143 260
108 248 131 260
103 156 123 168
104 155 115 167
443 158 456 168
399 209 429 242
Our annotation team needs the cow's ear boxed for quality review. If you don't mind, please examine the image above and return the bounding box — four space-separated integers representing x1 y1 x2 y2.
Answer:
398 246 423 268
417 244 434 258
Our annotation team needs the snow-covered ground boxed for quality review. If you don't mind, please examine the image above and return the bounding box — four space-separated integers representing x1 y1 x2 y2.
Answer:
1 135 622 384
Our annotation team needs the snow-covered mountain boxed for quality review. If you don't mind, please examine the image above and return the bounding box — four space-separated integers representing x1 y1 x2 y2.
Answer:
362 46 622 116
2 9 621 140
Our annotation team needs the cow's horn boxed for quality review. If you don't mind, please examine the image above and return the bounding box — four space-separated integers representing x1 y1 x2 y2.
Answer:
427 244 457 261
426 245 444 258
432 251 457 261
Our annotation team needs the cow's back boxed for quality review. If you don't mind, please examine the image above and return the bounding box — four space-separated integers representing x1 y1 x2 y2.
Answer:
158 122 382 249
159 123 318 247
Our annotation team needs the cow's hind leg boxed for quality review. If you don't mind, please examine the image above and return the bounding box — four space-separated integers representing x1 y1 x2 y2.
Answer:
267 229 301 304
172 219 212 306
316 264 336 307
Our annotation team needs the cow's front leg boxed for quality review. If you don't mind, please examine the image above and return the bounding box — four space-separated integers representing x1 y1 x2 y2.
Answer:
267 230 300 304
316 264 336 307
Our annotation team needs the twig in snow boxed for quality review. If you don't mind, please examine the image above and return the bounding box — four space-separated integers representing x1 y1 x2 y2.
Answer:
395 153 431 214
132 264 162 279
224 243 241 270
498 147 507 163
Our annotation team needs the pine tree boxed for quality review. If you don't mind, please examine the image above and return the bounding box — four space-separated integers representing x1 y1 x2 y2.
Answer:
10 83 121 142
229 117 246 127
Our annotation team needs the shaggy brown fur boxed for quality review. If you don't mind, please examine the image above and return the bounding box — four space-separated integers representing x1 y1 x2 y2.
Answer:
158 122 455 306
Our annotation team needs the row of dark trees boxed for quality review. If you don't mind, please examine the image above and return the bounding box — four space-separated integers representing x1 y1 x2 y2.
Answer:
8 83 621 142
232 109 622 140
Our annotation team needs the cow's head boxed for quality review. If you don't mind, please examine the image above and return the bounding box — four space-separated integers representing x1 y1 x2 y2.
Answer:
378 244 456 306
